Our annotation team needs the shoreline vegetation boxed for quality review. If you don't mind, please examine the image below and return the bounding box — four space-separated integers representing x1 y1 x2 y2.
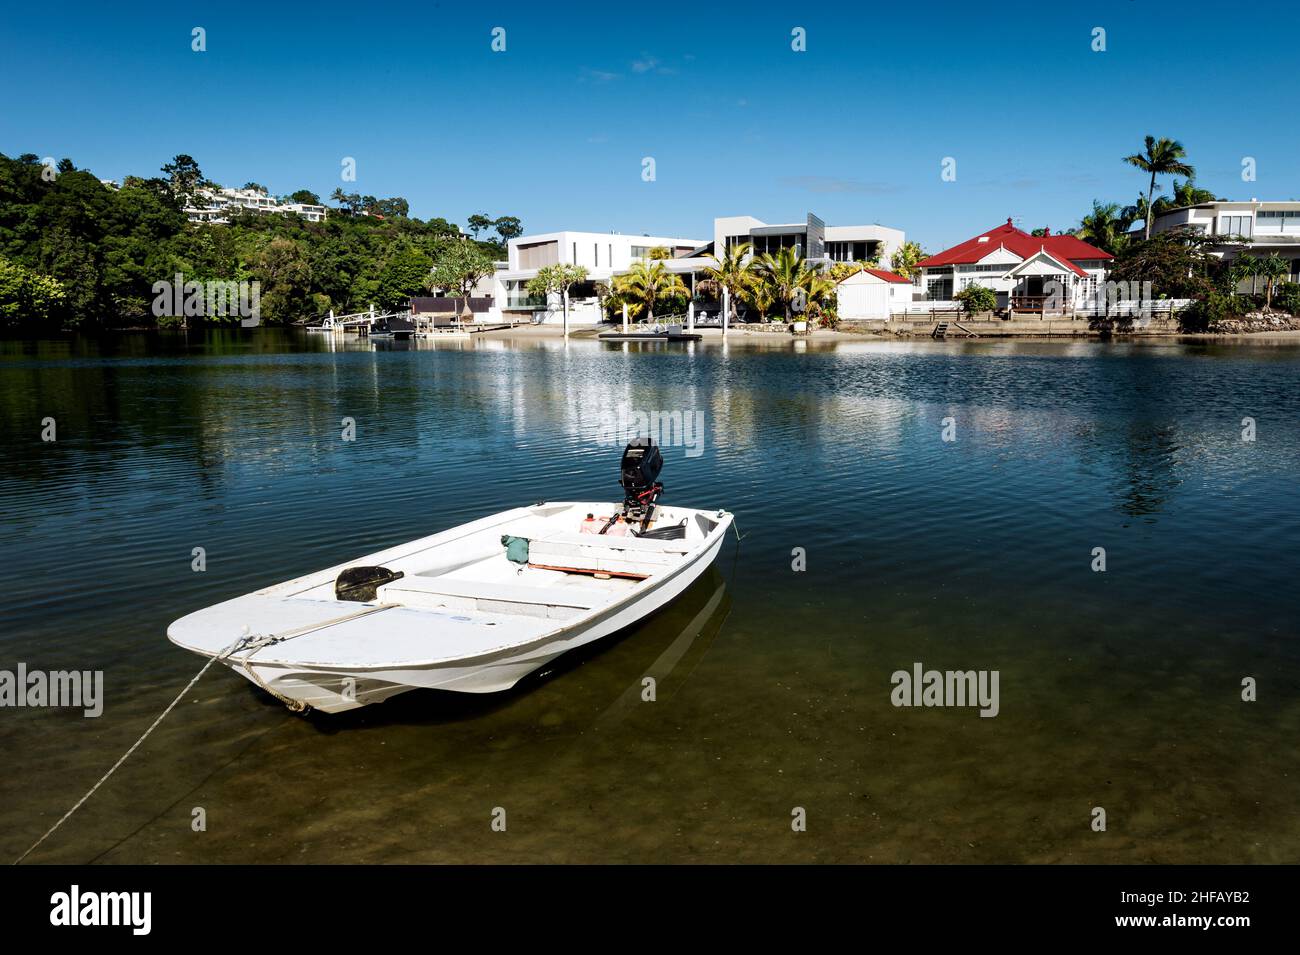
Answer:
3 138 1298 341
0 152 511 332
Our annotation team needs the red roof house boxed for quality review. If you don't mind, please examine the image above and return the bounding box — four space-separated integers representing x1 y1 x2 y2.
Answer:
915 219 1113 312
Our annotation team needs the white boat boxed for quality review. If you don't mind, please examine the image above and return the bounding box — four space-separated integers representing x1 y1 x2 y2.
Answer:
168 441 733 714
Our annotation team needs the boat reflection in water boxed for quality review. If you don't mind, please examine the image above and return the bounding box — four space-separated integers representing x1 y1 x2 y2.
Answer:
318 565 731 731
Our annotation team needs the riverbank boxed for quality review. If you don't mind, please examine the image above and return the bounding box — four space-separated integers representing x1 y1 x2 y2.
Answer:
473 321 1300 345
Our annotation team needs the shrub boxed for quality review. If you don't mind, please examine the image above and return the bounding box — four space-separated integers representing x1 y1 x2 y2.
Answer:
953 284 997 314
1178 290 1244 332
1273 282 1300 316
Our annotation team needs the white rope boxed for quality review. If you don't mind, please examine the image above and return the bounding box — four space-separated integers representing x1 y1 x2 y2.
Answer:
12 601 397 864
12 633 250 865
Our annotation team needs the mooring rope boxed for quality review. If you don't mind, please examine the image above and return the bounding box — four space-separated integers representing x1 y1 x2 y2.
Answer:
12 632 252 865
13 601 397 865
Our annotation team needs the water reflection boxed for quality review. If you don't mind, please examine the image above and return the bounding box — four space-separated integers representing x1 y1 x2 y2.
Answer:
3 330 1300 863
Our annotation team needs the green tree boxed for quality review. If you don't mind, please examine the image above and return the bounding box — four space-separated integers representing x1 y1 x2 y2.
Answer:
612 260 688 323
373 197 409 219
526 263 589 337
1075 201 1133 256
954 284 997 314
375 240 433 311
1106 228 1217 301
1258 253 1288 310
466 213 494 238
752 247 817 322
161 154 204 199
430 241 495 317
493 216 523 243
1121 194 1153 233
252 237 313 323
827 261 864 282
289 189 320 205
0 256 66 327
701 241 755 325
1123 136 1195 239
1225 256 1260 296
1152 178 1218 215
889 241 926 279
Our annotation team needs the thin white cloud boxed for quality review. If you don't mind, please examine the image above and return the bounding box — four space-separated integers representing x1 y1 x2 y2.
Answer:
580 67 620 83
781 175 900 195
630 53 676 75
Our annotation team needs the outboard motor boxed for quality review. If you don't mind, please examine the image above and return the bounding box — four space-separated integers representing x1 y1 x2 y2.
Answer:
603 437 664 534
620 437 663 503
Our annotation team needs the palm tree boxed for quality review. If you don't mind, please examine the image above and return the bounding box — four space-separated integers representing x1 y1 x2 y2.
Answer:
804 273 840 329
1076 201 1132 255
701 242 755 325
748 280 775 322
1124 136 1196 240
1225 256 1257 297
752 247 818 322
1152 178 1218 215
1121 194 1152 234
1259 253 1288 309
612 260 689 323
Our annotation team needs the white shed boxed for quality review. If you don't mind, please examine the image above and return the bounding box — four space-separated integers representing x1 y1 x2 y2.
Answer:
834 268 913 319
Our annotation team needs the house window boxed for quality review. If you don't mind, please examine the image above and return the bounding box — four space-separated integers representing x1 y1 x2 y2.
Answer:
1258 210 1300 231
927 278 953 300
1219 215 1253 237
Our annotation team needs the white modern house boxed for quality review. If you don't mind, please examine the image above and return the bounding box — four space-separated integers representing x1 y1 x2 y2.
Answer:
1151 200 1300 284
184 187 328 224
914 219 1113 314
492 212 907 325
710 213 905 267
493 231 706 325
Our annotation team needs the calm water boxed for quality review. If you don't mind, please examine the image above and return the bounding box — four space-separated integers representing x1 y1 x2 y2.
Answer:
1 330 1297 864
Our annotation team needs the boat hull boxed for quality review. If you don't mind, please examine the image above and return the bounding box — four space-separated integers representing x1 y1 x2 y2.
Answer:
207 513 731 713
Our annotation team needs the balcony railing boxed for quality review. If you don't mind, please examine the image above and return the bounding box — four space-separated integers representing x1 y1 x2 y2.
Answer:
504 296 547 309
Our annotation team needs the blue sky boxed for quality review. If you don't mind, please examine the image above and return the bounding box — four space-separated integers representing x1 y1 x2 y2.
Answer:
3 0 1298 251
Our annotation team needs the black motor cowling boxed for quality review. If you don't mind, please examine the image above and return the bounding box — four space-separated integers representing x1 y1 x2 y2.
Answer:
336 566 404 602
620 437 663 501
